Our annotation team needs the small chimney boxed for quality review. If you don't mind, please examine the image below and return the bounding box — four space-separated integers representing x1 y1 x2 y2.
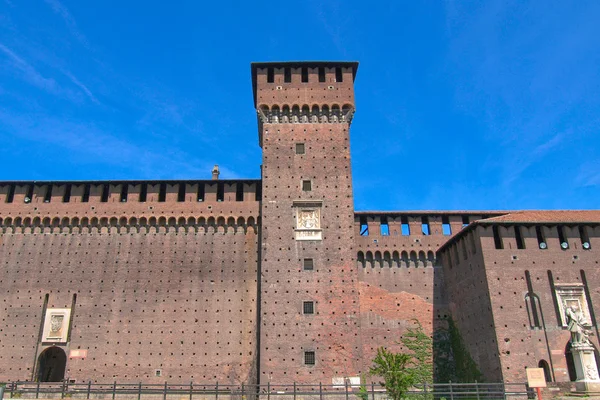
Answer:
212 165 220 180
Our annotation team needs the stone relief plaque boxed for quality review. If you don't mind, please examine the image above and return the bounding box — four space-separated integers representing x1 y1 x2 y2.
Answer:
42 308 71 342
556 285 590 327
293 201 322 241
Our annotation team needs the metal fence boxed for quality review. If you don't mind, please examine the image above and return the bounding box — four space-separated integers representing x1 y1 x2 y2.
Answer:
0 382 532 400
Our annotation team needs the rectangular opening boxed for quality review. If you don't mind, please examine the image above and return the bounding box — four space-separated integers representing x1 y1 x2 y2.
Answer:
236 183 244 202
462 215 470 228
139 183 147 202
579 226 591 249
217 182 224 201
255 183 262 201
284 67 291 83
515 226 525 249
302 180 312 192
493 226 503 249
303 301 314 314
63 184 72 203
303 258 314 271
380 216 389 236
100 184 109 202
301 67 308 83
295 143 305 155
44 185 53 203
401 216 410 236
536 226 546 249
304 351 315 365
335 67 343 82
120 184 128 202
442 216 452 235
318 67 326 82
25 184 34 203
197 183 205 202
5 184 15 203
82 184 90 203
557 225 568 249
177 183 186 202
421 216 431 235
158 183 166 202
267 68 274 83
359 216 368 236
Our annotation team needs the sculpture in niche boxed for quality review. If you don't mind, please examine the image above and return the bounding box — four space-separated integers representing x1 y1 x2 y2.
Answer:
565 304 593 345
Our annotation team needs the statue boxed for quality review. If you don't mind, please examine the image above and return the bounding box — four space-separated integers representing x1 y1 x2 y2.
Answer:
565 304 593 345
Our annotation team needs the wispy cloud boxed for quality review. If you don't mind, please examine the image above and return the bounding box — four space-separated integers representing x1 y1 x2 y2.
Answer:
43 0 89 48
575 161 600 188
0 43 59 93
62 69 100 104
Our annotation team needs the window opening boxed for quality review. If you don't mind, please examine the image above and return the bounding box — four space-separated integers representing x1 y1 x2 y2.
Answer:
267 68 274 83
380 216 389 236
284 67 291 83
44 185 53 203
318 67 326 82
579 226 591 249
302 180 312 192
197 183 205 202
515 226 525 249
536 226 547 249
421 216 431 235
236 183 244 201
303 258 314 270
25 184 34 203
442 216 452 235
335 67 343 82
359 216 369 236
295 143 305 155
304 351 315 365
62 184 71 203
6 184 15 203
120 184 128 202
217 182 224 201
301 67 308 82
139 183 147 202
539 360 552 382
462 215 469 228
303 301 314 314
492 225 503 249
255 184 262 201
100 184 109 202
401 216 410 236
557 225 569 249
82 184 90 203
177 183 186 202
158 183 166 202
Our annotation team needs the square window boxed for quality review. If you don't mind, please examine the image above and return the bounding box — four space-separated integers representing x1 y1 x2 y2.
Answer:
304 351 315 365
303 258 314 270
296 143 305 155
302 180 312 191
303 301 314 314
155 369 162 377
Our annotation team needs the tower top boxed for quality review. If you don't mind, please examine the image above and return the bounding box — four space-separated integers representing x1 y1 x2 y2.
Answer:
251 61 358 107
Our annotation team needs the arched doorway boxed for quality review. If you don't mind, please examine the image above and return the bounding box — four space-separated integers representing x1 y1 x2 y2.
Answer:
538 360 552 382
36 347 67 382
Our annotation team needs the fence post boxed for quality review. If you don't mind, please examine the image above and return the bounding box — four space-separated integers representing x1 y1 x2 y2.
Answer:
36 380 40 399
138 383 142 400
293 382 296 400
215 382 219 400
61 380 66 399
475 380 480 400
449 381 454 400
371 383 375 400
190 382 193 400
319 382 323 400
242 383 245 400
268 382 271 400
345 380 349 400
87 381 92 399
163 382 168 400
112 381 117 400
9 382 14 399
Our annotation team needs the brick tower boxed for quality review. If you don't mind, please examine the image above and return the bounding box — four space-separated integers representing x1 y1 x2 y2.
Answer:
252 62 362 384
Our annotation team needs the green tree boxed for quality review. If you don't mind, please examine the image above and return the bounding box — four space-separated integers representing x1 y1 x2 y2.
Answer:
369 347 416 400
400 320 433 384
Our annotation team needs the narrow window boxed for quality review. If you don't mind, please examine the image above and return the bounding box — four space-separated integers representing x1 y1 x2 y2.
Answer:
462 215 470 228
139 183 147 202
442 216 452 235
303 258 314 271
177 183 186 202
359 216 368 236
25 184 34 203
302 180 312 192
401 216 410 236
301 67 308 83
82 184 90 203
335 67 343 82
295 143 305 155
536 226 547 249
318 67 326 82
515 226 525 249
267 68 274 83
303 301 314 314
579 226 591 249
44 185 53 203
525 270 541 328
120 184 128 202
255 184 262 201
158 183 166 202
557 225 569 249
217 182 224 201
421 216 430 235
197 183 205 202
304 351 315 365
63 184 72 203
380 216 389 236
284 67 291 83
236 183 244 202
100 184 109 202
492 225 503 249
5 184 15 203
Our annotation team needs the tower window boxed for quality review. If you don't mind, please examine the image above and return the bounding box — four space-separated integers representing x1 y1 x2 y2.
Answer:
557 225 569 249
301 67 308 83
401 216 410 236
303 301 314 314
579 226 591 249
25 184 34 203
442 216 452 235
284 67 291 83
421 216 430 235
492 226 503 249
120 184 128 202
139 183 147 202
63 184 72 203
217 182 224 201
380 216 389 236
536 226 547 249
100 184 109 202
359 216 369 236
236 183 244 202
515 226 525 249
82 184 90 203
197 183 205 202
304 351 315 365
318 67 326 82
5 184 15 203
177 183 186 202
295 143 305 155
462 215 470 228
302 180 312 192
335 67 343 82
158 183 166 202
303 258 314 270
267 68 274 83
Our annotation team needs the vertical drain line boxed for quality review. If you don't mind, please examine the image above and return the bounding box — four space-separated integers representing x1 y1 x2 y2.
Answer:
67 293 77 342
31 294 50 380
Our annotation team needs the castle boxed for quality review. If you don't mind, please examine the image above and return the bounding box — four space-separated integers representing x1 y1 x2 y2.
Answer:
0 61 598 389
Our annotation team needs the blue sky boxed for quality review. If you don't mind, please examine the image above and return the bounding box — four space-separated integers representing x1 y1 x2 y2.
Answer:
1 1 599 211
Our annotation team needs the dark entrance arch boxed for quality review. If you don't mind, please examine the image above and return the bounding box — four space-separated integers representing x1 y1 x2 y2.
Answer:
538 360 552 382
36 347 67 382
